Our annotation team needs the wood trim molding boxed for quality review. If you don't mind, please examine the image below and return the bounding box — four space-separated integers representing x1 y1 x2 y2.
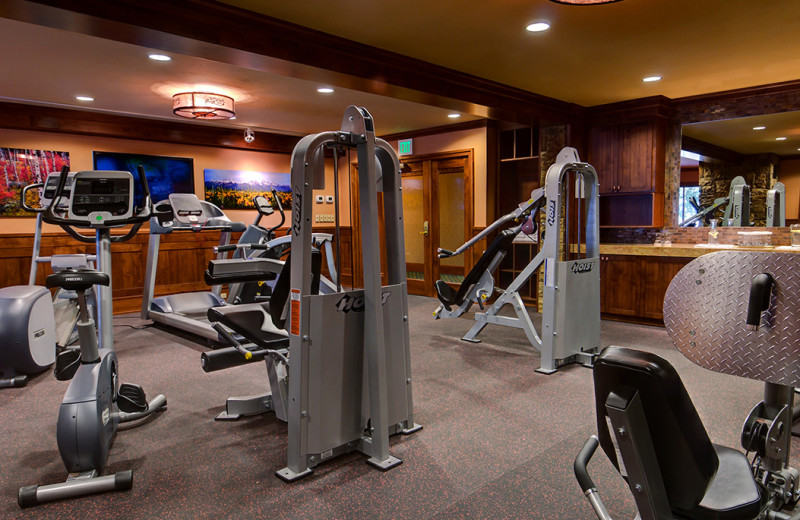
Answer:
5 0 578 124
0 101 300 153
381 119 487 142
681 135 744 164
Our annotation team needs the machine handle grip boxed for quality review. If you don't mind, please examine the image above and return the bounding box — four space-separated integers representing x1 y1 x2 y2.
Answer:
574 435 600 493
215 244 237 253
210 323 252 360
201 346 265 372
20 182 45 213
438 249 454 258
746 273 773 330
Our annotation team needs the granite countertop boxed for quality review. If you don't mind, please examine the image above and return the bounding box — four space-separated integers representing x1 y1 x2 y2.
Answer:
598 243 800 258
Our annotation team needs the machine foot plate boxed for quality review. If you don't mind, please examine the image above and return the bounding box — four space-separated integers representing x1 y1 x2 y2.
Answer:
367 455 403 471
275 467 313 482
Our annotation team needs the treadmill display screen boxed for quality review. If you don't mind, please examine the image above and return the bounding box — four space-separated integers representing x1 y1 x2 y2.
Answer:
71 178 131 216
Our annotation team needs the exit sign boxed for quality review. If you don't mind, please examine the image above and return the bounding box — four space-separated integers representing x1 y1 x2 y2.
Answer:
398 139 412 155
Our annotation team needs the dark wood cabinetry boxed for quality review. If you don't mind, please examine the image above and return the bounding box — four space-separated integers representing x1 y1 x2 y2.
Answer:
588 99 671 227
600 254 690 323
497 241 539 306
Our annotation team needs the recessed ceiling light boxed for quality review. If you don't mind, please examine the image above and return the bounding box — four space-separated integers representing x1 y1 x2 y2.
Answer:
448 113 461 119
753 126 766 130
526 22 551 32
642 76 662 83
776 137 787 141
148 54 171 61
76 96 94 102
317 87 334 94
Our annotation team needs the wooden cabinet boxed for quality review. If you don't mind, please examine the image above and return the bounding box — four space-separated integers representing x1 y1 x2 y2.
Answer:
600 254 691 323
588 118 667 227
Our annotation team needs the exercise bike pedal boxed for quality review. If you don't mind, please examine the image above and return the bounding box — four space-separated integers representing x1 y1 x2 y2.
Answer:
117 383 149 413
54 347 82 381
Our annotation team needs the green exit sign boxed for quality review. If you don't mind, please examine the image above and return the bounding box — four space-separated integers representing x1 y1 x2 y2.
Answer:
398 139 412 155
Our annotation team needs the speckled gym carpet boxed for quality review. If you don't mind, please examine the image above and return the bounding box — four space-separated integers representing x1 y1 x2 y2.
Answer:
2 295 798 519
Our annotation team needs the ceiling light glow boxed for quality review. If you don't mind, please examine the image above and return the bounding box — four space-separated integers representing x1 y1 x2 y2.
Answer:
776 137 787 141
753 126 766 130
317 87 334 94
148 54 172 61
448 113 461 119
549 0 624 4
526 22 551 32
642 76 662 83
76 96 94 102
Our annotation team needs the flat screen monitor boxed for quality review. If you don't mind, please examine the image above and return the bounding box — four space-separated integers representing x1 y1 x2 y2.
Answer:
92 151 194 205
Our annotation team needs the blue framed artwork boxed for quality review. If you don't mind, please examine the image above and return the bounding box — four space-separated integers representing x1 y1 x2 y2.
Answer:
203 169 291 210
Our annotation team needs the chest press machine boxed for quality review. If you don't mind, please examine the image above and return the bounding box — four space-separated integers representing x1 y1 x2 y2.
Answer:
434 147 601 373
200 106 421 481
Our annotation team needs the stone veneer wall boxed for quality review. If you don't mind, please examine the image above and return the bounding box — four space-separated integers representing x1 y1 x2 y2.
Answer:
601 226 791 246
698 154 779 226
663 119 683 227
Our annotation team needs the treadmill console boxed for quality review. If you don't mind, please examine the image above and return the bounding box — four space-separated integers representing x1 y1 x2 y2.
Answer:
67 171 134 225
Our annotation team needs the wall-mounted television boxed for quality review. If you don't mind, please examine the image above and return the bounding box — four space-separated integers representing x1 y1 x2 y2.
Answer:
92 151 194 205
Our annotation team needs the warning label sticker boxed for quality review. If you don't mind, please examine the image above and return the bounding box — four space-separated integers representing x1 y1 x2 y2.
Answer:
290 288 301 336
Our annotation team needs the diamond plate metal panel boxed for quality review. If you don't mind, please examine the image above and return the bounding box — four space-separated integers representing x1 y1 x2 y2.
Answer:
664 251 800 387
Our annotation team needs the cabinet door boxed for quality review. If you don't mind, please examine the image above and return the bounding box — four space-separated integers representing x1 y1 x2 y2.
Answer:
589 126 618 195
600 255 641 316
640 256 690 320
617 122 654 193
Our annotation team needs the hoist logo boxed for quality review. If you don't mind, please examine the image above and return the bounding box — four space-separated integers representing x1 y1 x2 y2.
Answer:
547 200 557 227
571 261 594 274
292 190 302 236
335 292 391 313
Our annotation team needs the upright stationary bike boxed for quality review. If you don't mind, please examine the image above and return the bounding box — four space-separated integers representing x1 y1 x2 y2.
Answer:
18 168 167 507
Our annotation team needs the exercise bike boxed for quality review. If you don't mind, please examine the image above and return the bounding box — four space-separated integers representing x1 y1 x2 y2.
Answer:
18 168 167 507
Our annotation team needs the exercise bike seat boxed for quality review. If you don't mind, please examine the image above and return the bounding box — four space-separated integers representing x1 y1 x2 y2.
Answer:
435 229 517 310
46 269 109 292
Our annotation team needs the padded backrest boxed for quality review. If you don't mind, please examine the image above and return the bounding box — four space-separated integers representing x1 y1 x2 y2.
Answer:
454 229 518 305
269 249 322 330
593 346 718 511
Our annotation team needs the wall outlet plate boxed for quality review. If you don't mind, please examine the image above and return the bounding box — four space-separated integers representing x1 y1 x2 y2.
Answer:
315 195 324 203
326 196 334 204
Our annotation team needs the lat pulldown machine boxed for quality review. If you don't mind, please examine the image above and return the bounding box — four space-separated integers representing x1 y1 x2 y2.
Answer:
201 106 421 481
434 147 600 374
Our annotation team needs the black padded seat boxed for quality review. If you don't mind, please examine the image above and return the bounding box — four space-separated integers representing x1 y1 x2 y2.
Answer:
435 229 518 310
46 268 109 292
594 346 766 520
208 302 288 349
207 249 321 344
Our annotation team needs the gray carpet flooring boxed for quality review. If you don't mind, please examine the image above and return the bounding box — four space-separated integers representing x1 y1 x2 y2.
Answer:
1 294 797 519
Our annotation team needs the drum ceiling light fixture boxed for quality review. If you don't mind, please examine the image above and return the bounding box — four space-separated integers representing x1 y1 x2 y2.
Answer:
172 92 235 120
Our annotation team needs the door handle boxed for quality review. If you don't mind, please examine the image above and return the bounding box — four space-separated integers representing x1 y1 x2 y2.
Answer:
420 220 429 236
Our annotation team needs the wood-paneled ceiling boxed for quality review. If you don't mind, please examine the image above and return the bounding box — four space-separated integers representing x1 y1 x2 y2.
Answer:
0 0 799 150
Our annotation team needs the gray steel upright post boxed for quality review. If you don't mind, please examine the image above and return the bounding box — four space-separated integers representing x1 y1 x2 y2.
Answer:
95 229 114 350
347 108 396 468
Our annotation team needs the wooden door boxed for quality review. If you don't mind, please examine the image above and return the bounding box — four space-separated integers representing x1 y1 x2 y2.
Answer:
349 149 473 297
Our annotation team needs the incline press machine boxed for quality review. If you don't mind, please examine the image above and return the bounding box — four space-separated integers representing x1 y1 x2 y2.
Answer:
434 147 600 373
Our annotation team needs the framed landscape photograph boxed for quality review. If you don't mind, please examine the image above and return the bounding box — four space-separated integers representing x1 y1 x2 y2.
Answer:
0 147 70 217
203 169 291 210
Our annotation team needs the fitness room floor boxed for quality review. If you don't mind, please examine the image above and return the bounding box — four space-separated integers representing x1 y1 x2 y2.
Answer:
2 295 799 519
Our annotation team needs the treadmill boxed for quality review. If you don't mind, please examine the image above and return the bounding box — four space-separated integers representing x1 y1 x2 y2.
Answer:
140 193 248 344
